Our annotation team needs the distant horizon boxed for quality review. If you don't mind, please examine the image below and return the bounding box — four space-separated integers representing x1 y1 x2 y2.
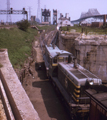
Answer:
0 0 107 22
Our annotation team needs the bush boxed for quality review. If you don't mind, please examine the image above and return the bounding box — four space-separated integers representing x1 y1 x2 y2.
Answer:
102 23 107 29
17 20 30 31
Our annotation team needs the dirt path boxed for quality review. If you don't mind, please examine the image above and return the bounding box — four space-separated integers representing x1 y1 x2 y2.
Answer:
23 62 70 120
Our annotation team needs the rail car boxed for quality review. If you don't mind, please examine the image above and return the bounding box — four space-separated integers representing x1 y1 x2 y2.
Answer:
43 44 102 119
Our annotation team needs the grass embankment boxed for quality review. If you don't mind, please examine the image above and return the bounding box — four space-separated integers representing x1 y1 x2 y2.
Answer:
0 25 56 68
61 26 107 35
0 27 38 68
37 25 56 31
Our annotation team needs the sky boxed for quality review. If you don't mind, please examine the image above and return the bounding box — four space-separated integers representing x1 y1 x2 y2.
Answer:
0 0 107 23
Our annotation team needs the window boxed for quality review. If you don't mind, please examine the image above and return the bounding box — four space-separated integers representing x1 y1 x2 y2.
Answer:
64 57 68 63
58 57 64 62
53 57 57 63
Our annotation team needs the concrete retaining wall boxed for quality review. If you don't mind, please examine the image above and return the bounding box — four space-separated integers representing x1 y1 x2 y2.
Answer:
0 49 40 120
58 31 80 55
75 35 107 81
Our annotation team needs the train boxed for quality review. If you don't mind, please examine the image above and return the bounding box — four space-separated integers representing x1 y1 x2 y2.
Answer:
43 43 102 119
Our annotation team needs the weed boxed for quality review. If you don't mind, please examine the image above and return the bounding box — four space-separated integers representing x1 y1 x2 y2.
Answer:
0 63 3 68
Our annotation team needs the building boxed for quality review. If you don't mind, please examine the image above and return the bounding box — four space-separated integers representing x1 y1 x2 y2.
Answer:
91 22 103 27
57 13 73 29
53 9 57 25
31 16 36 22
41 9 51 25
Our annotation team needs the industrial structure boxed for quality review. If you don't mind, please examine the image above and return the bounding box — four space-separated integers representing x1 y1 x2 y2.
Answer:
53 9 57 25
31 16 36 22
41 9 51 25
0 0 28 23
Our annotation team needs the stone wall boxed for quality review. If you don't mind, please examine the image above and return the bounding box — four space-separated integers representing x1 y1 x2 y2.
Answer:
75 34 107 81
57 31 107 81
57 31 80 55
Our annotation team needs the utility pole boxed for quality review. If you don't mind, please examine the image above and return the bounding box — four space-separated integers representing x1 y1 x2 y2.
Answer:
7 0 11 23
37 0 41 22
28 6 31 21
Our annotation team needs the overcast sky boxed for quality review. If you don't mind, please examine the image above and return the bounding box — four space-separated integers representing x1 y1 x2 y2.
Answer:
0 0 107 22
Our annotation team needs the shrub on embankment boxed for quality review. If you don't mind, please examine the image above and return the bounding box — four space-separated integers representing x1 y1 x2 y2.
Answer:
17 20 30 31
0 27 38 68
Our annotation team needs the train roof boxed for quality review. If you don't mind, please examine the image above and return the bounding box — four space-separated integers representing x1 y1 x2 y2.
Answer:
46 44 72 58
58 62 102 86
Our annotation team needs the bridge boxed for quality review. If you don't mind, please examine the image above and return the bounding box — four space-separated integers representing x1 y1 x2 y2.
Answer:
71 9 107 24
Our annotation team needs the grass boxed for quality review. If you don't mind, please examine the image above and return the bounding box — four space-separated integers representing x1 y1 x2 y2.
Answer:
61 26 107 35
0 27 38 68
0 25 56 68
37 25 56 31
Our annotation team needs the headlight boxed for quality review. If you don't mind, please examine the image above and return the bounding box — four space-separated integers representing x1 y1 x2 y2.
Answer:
89 80 94 85
57 26 59 30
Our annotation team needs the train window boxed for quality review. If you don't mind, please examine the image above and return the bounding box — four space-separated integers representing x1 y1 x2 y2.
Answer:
58 57 64 62
53 57 57 63
64 57 68 63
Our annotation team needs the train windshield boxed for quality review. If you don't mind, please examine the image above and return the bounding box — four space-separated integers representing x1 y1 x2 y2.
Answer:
58 57 64 62
58 57 68 62
64 57 68 63
53 57 57 63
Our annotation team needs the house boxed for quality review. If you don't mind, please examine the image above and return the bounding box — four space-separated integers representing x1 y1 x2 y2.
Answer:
57 13 73 29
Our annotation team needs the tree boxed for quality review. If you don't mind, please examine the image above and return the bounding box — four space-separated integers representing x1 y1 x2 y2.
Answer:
17 20 30 31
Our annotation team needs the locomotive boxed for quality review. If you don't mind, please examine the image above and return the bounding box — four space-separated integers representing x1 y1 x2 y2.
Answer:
43 44 102 119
